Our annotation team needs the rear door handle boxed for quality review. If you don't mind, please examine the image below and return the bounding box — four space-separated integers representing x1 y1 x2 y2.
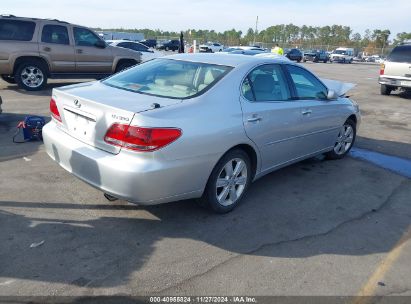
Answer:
43 47 51 52
76 49 83 54
301 109 312 115
247 116 262 123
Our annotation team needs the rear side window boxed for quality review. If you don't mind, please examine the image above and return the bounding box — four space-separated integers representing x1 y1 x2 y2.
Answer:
0 20 35 41
286 65 327 100
41 25 69 45
388 46 411 63
242 64 291 102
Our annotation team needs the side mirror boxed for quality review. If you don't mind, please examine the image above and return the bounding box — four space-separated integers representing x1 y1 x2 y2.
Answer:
94 40 106 48
327 90 338 100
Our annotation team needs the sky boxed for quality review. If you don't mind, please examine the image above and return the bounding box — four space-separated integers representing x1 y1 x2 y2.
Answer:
3 0 410 38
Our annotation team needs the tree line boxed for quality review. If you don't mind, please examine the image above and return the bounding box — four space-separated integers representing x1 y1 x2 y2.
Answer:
95 24 411 52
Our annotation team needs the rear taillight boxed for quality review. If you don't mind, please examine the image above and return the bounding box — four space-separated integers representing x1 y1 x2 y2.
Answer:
380 63 385 75
50 98 62 122
104 123 182 152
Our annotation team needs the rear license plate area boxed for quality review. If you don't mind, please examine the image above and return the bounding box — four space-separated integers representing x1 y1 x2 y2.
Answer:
64 108 96 141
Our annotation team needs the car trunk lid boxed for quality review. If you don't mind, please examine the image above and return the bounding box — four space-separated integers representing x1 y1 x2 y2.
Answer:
52 81 182 154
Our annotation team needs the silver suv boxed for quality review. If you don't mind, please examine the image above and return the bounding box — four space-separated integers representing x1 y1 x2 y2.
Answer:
379 44 411 95
0 15 141 91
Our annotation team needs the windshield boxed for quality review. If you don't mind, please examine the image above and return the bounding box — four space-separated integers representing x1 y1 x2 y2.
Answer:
103 58 233 99
334 50 347 55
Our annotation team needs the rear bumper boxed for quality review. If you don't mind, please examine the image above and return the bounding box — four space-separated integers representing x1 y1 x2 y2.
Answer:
43 121 214 204
379 76 411 88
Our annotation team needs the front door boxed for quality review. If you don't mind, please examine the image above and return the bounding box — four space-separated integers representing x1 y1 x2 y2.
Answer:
285 64 341 153
73 27 113 73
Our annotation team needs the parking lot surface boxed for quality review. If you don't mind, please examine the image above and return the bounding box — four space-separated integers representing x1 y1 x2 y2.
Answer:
0 62 410 298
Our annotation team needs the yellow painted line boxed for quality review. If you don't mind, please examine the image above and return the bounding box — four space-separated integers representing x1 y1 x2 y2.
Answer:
353 225 411 304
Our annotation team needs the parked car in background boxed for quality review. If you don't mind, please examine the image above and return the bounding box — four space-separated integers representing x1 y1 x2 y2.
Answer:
107 40 162 62
140 39 157 48
285 48 303 62
228 49 268 56
43 53 360 213
303 49 328 63
157 39 180 51
221 46 265 54
379 44 411 95
0 15 141 90
199 42 224 53
330 48 354 63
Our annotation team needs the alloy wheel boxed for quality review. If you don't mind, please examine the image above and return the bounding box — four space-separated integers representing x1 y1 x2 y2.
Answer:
21 66 44 88
334 124 354 155
215 158 248 207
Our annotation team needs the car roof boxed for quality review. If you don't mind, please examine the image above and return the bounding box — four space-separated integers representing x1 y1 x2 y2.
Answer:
164 53 291 67
0 14 85 27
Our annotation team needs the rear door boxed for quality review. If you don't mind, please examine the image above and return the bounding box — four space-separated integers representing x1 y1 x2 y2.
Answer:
240 64 305 171
38 22 75 72
72 27 113 73
284 64 341 153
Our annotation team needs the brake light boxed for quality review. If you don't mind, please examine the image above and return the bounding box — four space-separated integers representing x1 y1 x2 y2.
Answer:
104 123 182 152
380 63 385 75
50 98 62 122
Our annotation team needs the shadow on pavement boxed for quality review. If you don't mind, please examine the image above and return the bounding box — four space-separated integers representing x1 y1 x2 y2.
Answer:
0 151 410 289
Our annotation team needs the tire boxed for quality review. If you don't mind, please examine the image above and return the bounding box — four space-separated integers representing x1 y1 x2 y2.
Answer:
297 59 301 63
199 149 252 213
14 60 48 91
325 119 356 160
115 61 135 73
165 46 169 51
1 75 16 84
380 84 393 95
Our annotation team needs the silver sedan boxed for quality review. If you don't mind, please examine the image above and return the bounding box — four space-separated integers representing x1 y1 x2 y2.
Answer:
43 54 361 213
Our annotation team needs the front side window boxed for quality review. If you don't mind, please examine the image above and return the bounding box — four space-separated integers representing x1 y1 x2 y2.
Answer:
103 59 232 99
41 25 69 45
0 20 35 41
286 65 327 100
73 27 100 46
241 64 291 102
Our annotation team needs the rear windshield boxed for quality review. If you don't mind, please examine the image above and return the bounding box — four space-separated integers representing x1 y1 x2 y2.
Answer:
0 20 36 41
103 59 233 99
387 45 411 63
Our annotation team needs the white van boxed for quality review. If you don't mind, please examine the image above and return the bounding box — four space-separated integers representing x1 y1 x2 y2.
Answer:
330 47 354 63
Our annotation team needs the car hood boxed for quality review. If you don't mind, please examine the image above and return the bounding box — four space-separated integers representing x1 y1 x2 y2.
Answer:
321 78 356 97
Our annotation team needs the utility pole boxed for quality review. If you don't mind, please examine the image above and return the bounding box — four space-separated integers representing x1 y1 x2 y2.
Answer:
253 16 258 46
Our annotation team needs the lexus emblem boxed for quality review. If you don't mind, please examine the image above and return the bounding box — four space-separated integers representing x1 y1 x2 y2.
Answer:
74 99 81 108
